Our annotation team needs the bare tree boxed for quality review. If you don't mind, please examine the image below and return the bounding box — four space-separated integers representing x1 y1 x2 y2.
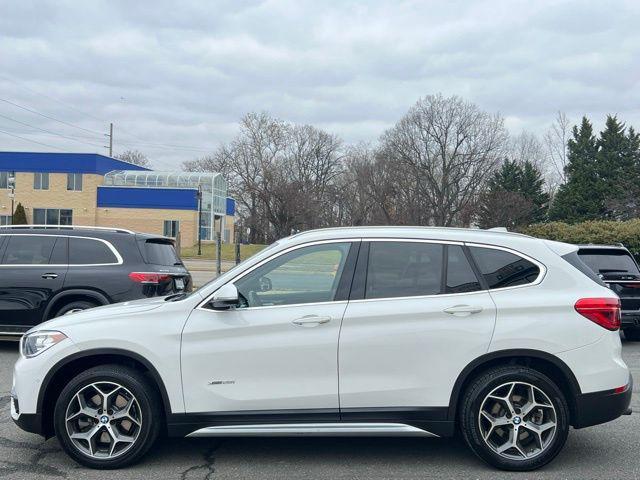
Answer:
544 111 571 187
380 94 508 226
116 149 151 168
510 131 545 169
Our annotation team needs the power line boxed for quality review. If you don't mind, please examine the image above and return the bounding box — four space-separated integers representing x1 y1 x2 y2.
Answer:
0 128 67 151
0 112 106 149
116 139 214 153
0 97 105 136
0 74 106 124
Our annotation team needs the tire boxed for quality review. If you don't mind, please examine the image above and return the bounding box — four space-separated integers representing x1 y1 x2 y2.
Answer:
623 327 640 341
459 365 570 471
53 364 162 469
54 300 98 318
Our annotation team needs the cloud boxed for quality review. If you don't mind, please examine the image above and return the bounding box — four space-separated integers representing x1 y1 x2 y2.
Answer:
0 0 638 169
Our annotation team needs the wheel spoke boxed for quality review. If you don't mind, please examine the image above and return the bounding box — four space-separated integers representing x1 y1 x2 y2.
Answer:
66 381 142 459
479 381 558 462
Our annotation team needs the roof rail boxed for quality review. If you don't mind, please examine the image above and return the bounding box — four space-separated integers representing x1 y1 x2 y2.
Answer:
0 225 135 234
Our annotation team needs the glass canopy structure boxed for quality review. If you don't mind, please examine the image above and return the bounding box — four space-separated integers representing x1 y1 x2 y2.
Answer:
103 170 228 241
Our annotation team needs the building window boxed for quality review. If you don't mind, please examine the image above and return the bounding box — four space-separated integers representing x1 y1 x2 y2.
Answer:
0 215 11 225
0 171 14 189
33 208 73 226
67 173 83 191
163 220 180 237
34 172 49 190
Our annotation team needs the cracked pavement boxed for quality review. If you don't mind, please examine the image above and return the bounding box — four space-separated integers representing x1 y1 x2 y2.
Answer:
0 340 638 479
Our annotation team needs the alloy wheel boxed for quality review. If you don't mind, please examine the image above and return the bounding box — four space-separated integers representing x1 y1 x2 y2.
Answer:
478 381 557 460
65 381 142 459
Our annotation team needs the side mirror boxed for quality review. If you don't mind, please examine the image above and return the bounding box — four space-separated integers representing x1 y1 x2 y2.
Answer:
210 283 239 310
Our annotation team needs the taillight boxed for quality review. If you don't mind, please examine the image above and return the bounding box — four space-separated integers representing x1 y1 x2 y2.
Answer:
128 272 171 284
574 297 621 331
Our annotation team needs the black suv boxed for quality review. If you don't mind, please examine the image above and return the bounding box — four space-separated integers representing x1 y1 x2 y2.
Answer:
577 244 640 341
0 225 192 336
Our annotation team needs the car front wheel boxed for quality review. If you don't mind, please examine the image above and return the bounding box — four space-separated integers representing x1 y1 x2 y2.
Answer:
54 364 161 469
460 365 570 471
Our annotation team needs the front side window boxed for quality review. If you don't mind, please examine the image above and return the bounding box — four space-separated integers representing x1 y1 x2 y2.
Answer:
69 238 118 265
67 173 83 191
33 208 73 226
235 242 351 308
365 242 443 299
446 245 482 293
34 172 49 190
1 235 57 265
163 220 180 237
469 246 541 289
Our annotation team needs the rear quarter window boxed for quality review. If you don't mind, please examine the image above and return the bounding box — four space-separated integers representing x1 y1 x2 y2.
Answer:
69 238 118 265
143 240 180 266
469 246 541 289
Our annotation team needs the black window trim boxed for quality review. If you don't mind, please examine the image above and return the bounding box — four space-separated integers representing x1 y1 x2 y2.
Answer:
0 234 122 267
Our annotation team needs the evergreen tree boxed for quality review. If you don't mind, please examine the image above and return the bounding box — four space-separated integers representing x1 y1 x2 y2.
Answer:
478 159 548 228
12 203 27 225
548 117 600 222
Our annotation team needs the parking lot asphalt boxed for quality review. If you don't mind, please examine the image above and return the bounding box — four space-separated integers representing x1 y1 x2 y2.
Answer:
0 339 638 480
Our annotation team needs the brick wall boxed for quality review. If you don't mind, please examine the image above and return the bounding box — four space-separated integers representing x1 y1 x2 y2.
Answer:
0 172 102 225
96 207 199 246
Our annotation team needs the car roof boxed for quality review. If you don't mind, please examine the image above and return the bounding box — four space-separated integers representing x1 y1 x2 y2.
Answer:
280 226 540 249
0 225 171 242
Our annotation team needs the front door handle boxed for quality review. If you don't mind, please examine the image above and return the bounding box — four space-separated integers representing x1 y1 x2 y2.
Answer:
443 305 483 316
292 315 331 327
41 273 58 280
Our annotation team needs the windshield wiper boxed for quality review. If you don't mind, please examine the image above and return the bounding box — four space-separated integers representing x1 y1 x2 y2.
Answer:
165 292 188 301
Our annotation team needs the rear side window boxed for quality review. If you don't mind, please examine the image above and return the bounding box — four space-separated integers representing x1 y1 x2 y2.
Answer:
577 249 640 275
69 238 118 265
469 246 540 289
365 242 443 299
446 245 481 293
144 240 180 266
2 235 56 265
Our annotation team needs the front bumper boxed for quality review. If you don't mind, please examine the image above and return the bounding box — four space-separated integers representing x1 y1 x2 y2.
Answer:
573 375 633 428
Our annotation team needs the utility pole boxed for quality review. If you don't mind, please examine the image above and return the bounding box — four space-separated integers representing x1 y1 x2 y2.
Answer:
8 173 15 225
197 186 202 256
108 122 113 156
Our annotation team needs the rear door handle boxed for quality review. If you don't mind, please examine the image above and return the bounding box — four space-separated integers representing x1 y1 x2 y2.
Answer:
292 315 331 327
443 305 483 316
41 273 58 280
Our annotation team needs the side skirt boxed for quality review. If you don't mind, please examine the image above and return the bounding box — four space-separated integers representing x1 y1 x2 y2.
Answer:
187 423 438 438
167 407 455 438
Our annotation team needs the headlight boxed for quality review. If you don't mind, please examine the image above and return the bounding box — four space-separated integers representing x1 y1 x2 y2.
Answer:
21 331 67 358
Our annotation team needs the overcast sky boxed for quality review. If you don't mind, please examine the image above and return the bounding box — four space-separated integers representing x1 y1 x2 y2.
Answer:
1 0 639 169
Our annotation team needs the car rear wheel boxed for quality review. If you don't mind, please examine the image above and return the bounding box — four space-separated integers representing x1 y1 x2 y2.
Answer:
54 365 161 469
54 300 98 317
624 327 640 341
460 365 570 471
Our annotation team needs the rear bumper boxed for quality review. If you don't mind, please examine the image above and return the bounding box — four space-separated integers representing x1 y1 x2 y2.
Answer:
621 311 640 328
573 376 633 428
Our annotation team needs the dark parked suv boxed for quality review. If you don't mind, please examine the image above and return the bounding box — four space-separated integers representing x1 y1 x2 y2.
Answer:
577 244 640 341
0 225 192 336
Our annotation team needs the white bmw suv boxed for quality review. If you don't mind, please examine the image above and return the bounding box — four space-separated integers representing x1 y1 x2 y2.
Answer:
11 227 632 471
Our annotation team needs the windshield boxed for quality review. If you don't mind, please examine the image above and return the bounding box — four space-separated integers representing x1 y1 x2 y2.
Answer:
578 249 640 275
